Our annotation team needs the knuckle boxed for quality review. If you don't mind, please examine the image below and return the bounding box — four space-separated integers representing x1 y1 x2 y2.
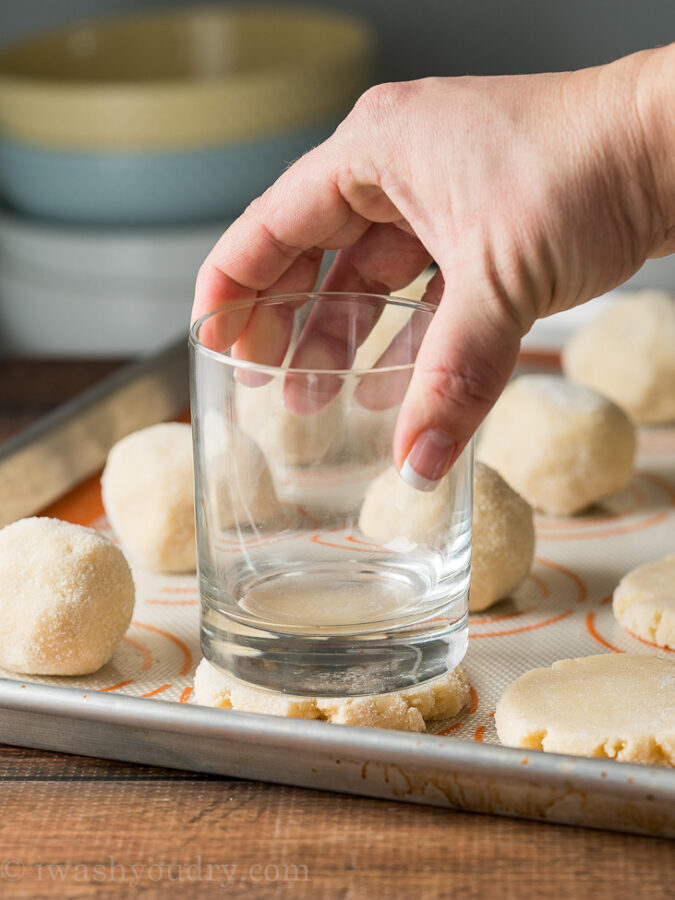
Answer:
244 200 303 261
419 362 499 414
351 81 414 125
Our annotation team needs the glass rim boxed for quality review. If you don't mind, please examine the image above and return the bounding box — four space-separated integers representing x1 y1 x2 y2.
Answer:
189 291 436 377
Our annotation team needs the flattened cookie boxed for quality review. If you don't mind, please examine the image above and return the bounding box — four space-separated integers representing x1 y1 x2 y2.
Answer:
193 659 469 733
613 554 675 650
495 654 675 766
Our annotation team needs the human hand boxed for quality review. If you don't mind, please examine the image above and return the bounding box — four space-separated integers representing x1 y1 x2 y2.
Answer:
192 44 674 489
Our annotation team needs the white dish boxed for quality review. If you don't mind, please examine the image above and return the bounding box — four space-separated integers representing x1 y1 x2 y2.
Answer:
0 209 227 282
0 257 190 357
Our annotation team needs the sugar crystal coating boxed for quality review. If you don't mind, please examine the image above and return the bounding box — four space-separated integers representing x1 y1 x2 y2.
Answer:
0 517 134 675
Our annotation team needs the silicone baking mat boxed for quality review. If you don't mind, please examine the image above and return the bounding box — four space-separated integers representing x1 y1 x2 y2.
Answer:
4 420 673 747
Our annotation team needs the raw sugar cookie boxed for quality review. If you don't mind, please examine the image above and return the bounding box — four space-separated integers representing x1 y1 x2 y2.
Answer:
478 375 635 515
0 517 134 675
470 462 535 612
201 411 281 531
613 554 675 650
193 659 470 733
102 422 196 573
495 654 675 766
562 291 675 424
236 378 340 467
358 461 470 547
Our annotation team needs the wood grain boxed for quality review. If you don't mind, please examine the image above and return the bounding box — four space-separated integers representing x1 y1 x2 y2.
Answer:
0 747 672 899
0 360 672 900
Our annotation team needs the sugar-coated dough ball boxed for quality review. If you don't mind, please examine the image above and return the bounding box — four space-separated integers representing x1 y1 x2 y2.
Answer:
358 461 470 547
495 654 675 766
478 375 636 515
102 423 195 573
470 463 535 612
562 291 675 424
0 517 134 675
193 658 469 732
236 379 340 467
201 412 281 532
613 554 675 650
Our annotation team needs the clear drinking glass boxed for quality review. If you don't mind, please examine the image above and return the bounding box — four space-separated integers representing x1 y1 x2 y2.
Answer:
190 292 472 696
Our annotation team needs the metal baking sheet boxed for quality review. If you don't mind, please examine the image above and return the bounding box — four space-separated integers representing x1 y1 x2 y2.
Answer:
0 678 672 837
0 338 673 838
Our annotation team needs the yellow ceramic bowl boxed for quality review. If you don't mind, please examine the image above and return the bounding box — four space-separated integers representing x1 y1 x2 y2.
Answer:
0 6 371 150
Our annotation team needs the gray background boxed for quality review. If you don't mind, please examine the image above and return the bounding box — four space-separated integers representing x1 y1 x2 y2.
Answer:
1 0 674 81
0 0 672 356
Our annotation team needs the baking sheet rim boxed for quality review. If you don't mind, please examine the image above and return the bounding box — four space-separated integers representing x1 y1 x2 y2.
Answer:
0 676 671 802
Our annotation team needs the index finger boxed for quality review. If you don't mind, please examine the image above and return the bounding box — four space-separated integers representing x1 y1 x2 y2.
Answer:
191 143 368 327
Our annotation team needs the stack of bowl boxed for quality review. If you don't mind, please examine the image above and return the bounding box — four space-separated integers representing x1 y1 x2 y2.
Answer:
0 6 372 224
0 213 227 355
0 7 371 355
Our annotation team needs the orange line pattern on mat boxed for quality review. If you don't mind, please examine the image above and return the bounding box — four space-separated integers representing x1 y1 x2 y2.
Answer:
626 628 675 654
527 570 550 598
536 485 646 532
121 635 153 672
179 686 193 703
215 533 299 553
436 722 463 736
534 557 587 604
474 726 486 743
141 683 172 698
635 470 675 503
535 471 675 540
159 586 198 595
585 612 623 653
538 510 669 541
310 534 388 553
279 502 319 529
471 556 585 638
471 608 573 638
131 621 193 676
145 598 199 606
100 679 135 693
470 605 537 626
346 534 388 550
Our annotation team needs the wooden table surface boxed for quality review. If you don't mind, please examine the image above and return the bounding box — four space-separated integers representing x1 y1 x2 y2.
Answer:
0 358 672 900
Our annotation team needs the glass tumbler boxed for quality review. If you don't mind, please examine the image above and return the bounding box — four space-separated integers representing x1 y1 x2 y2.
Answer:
190 292 472 696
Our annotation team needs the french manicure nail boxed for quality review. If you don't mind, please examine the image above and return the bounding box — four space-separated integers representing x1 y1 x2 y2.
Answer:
400 429 456 491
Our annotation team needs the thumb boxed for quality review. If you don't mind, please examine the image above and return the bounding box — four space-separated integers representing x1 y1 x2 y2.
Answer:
393 271 524 490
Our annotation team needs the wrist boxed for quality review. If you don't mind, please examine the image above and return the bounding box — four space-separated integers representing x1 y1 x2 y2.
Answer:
577 45 675 263
634 43 675 254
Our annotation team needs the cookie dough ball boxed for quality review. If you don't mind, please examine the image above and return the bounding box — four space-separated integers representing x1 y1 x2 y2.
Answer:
102 423 195 573
193 658 469 733
495 654 675 766
613 554 675 650
201 412 281 532
470 463 535 612
358 459 471 547
477 375 636 515
562 291 675 424
236 379 341 467
0 517 134 675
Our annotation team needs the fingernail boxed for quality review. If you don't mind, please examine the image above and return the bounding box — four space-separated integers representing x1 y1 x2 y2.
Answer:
400 429 456 491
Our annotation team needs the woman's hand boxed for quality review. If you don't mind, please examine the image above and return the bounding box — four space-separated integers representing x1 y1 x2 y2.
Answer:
192 44 674 489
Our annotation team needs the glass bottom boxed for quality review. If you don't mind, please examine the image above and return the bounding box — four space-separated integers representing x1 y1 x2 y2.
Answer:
200 563 469 696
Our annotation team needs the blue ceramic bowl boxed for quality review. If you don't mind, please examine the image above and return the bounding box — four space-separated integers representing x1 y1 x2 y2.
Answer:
0 117 339 226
